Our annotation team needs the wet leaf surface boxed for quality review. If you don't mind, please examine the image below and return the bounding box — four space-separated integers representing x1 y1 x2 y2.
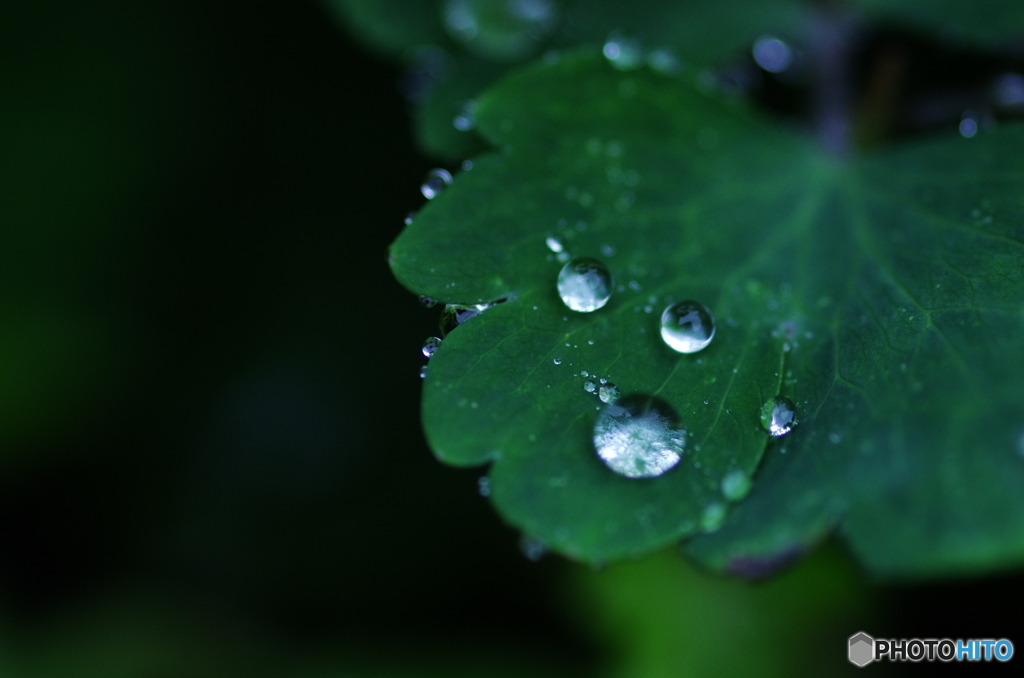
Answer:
392 51 1024 576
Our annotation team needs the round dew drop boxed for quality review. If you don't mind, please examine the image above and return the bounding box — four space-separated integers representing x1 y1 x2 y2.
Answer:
593 395 684 478
421 336 442 358
660 300 716 353
721 470 752 501
421 168 453 199
760 395 797 437
557 257 614 312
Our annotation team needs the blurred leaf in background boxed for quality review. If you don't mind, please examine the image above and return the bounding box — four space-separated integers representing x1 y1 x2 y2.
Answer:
2 1 1024 677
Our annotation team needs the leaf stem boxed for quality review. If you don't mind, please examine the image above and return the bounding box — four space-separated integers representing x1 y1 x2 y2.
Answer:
810 5 859 156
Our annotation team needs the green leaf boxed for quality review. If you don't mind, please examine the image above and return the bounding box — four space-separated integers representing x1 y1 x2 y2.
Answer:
856 0 1024 46
328 0 807 157
391 50 1024 577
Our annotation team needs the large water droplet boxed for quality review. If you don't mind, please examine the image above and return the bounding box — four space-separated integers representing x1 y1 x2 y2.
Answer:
422 336 442 358
760 395 797 437
421 168 453 199
557 257 613 312
721 470 752 501
660 301 715 353
593 395 685 478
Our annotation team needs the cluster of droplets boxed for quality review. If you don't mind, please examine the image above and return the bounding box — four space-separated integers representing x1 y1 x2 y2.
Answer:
547 251 799 483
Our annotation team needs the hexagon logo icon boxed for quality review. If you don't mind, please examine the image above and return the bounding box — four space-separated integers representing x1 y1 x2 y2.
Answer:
849 632 875 667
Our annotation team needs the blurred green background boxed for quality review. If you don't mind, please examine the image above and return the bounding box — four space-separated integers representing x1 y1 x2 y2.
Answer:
1 1 1021 676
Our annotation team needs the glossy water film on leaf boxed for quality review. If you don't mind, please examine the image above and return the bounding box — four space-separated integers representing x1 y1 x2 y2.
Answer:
660 300 715 353
557 256 613 312
421 168 453 199
593 394 685 479
760 395 797 437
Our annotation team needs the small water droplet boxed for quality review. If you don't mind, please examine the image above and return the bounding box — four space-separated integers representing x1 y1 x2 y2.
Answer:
721 470 752 501
583 380 596 393
422 336 442 358
593 395 685 478
959 111 979 138
452 100 476 131
520 535 547 561
580 370 589 377
553 357 562 365
557 257 614 312
404 212 415 225
600 244 616 257
602 32 644 70
700 503 727 532
760 396 797 437
419 296 436 308
545 236 564 253
478 476 491 497
660 301 716 353
462 159 474 170
444 0 558 61
419 365 428 379
421 168 453 199
588 339 595 345
829 432 842 445
752 35 792 73
598 382 619 404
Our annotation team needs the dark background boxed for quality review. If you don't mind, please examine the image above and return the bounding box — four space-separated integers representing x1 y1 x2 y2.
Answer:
1 1 1021 675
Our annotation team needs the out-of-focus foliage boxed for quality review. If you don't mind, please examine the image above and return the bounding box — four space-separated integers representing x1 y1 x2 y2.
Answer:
324 0 808 157
573 545 875 677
